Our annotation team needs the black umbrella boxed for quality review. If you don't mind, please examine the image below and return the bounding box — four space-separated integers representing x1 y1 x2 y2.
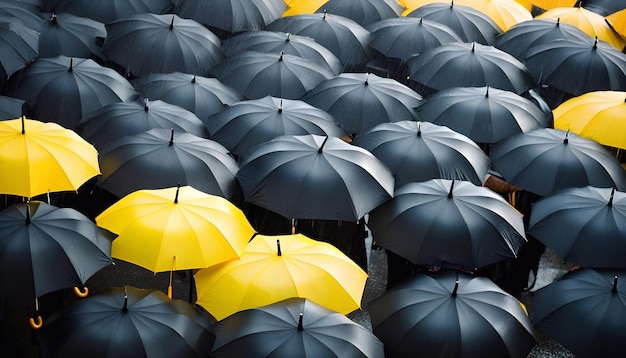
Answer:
303 72 422 135
78 98 209 149
532 268 626 358
97 128 241 201
528 186 626 268
236 134 394 222
369 270 536 358
312 0 402 26
0 3 45 30
351 120 490 188
41 0 175 24
35 285 215 358
0 95 27 119
4 55 139 130
367 179 526 270
210 50 335 100
130 72 244 120
0 19 38 90
490 128 626 196
102 13 223 77
575 0 626 16
37 12 107 61
205 96 348 158
416 86 549 144
211 297 384 357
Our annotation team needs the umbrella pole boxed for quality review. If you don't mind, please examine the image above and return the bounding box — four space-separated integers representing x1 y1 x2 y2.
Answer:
168 256 175 299
188 269 194 303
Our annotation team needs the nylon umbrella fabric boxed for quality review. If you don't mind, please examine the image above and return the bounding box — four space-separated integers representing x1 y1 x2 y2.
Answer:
194 233 368 320
285 0 402 27
37 12 107 62
453 0 533 31
490 128 626 196
97 128 241 201
205 96 348 159
4 55 139 130
0 201 115 298
352 120 490 188
575 0 626 16
367 179 526 270
102 13 223 78
236 134 395 221
607 8 626 39
303 72 422 135
35 285 215 358
532 268 626 358
41 0 174 24
0 116 101 199
528 186 626 268
0 3 45 30
369 270 536 358
0 95 26 120
211 297 384 358
0 19 38 90
531 0 577 10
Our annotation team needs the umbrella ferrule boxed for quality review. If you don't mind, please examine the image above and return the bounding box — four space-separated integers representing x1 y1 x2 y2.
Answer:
613 275 619 294
277 239 282 256
169 128 175 146
191 74 196 83
25 203 31 224
318 136 329 153
298 313 304 331
123 286 129 313
416 122 421 137
609 188 615 207
68 58 73 72
170 16 175 30
174 183 180 204
448 180 455 198
452 279 459 297
21 115 25 134
278 99 283 113
144 98 149 111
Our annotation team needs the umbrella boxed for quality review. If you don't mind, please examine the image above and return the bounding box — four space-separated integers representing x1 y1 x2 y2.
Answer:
0 201 114 299
531 0 577 10
575 0 626 16
205 96 349 158
265 12 372 69
0 116 100 199
406 2 503 44
4 55 139 130
406 41 536 96
303 72 422 135
553 90 626 150
0 19 38 90
284 0 402 26
0 95 26 119
351 120 490 187
236 134 395 222
369 270 536 358
221 30 343 75
455 0 533 31
130 72 244 120
210 50 334 100
78 98 209 149
37 12 107 62
528 186 626 268
35 286 215 358
367 179 526 270
194 232 369 320
532 268 626 358
0 3 45 30
211 297 384 357
489 128 626 196
416 86 549 144
97 128 241 201
102 13 223 78
41 0 175 24
606 8 626 39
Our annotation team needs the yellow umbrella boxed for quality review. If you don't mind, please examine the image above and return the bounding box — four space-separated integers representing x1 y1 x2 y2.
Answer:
553 91 626 150
194 233 368 320
400 0 532 15
0 116 100 199
531 0 576 10
536 6 626 50
283 0 326 16
607 8 626 39
455 0 533 31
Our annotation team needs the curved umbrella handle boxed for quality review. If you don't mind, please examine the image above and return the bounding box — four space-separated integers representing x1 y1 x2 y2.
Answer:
167 284 173 299
29 315 43 329
74 286 89 298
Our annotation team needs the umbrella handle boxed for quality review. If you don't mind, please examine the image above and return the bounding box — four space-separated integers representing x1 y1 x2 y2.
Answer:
167 284 173 299
74 286 89 298
29 315 43 329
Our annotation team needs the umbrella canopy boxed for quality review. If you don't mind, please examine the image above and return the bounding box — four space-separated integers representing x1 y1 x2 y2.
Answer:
97 128 241 201
284 0 402 26
532 268 626 358
0 201 115 298
102 13 223 78
77 98 209 149
37 12 107 62
0 116 100 199
35 285 215 358
41 0 174 24
211 50 334 100
416 86 549 144
0 19 38 90
454 0 533 31
367 179 526 270
490 128 626 196
0 3 45 30
528 186 626 268
606 8 626 39
0 95 26 119
211 297 384 358
369 270 536 358
95 185 255 273
303 72 422 135
553 90 626 150
236 134 395 221
205 96 348 158
4 55 139 130
577 0 626 16
406 41 536 96
130 72 244 120
406 2 503 44
194 233 368 320
351 120 490 188
531 0 577 10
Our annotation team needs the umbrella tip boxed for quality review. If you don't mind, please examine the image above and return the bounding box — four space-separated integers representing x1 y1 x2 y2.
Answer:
420 17 423 24
278 99 283 113
144 98 149 111
298 312 304 331
485 86 489 98
556 17 560 26
174 183 181 204
279 51 284 62
51 12 57 22
564 128 569 144
191 74 196 83
170 15 175 30
593 36 598 49
25 202 31 225
68 57 73 72
450 0 454 7
323 9 327 19
286 33 291 42
364 73 369 86
448 179 455 198
471 41 476 52
21 115 25 134
318 135 329 153
417 121 421 137
609 187 615 207
123 286 129 313
452 279 459 297
277 239 282 256
169 128 175 146
613 275 618 294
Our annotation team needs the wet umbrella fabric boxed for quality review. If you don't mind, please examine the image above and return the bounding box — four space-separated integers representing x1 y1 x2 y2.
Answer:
35 286 215 358
532 268 626 358
211 297 384 358
37 12 107 61
528 186 626 268
490 128 626 196
351 120 490 188
0 201 115 298
367 179 526 270
41 0 174 24
369 270 536 358
0 19 38 89
102 13 223 77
